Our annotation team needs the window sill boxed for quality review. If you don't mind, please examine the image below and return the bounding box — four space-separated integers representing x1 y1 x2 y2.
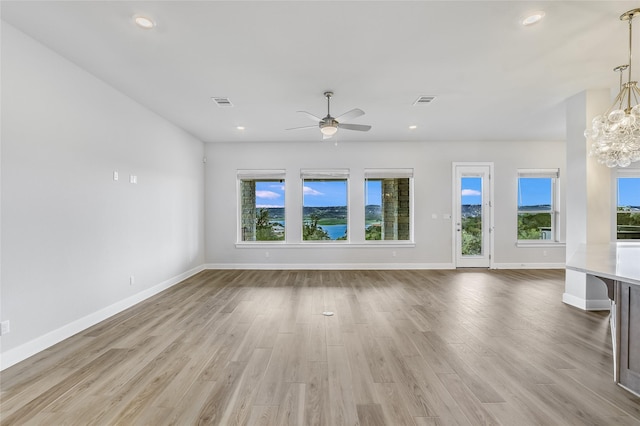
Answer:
515 241 566 248
236 242 416 249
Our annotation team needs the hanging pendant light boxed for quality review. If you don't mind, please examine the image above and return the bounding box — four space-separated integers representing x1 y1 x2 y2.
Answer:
586 8 640 168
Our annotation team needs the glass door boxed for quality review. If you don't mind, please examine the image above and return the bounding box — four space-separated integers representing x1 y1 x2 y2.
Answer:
454 164 492 268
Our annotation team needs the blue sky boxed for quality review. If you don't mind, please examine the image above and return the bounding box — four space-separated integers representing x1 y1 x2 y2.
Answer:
618 177 640 207
517 178 551 208
365 180 382 205
255 181 285 208
303 180 347 207
462 177 552 207
256 180 351 208
256 180 380 208
461 177 483 205
257 177 639 209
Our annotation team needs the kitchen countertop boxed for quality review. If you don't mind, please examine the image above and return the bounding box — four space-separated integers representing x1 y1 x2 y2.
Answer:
566 243 640 286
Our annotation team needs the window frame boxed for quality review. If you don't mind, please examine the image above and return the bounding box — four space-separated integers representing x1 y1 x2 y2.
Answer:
300 169 350 243
615 170 640 241
237 169 286 244
364 168 414 243
516 169 560 244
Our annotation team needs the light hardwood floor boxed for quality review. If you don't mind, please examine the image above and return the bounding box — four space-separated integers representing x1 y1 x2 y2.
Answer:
2 269 640 425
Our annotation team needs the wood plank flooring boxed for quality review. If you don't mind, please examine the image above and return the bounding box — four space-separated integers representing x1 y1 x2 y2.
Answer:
2 269 640 425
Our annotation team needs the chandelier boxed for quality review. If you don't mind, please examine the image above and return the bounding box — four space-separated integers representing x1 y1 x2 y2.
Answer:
586 8 640 168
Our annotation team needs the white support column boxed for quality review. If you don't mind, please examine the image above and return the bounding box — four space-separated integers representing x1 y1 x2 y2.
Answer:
564 89 612 310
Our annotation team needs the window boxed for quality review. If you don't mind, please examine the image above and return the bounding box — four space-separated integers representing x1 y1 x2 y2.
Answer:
617 175 640 240
364 169 413 241
517 169 559 241
301 169 349 241
238 170 285 242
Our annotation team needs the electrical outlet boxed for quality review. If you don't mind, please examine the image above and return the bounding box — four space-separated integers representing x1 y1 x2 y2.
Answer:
1 320 10 335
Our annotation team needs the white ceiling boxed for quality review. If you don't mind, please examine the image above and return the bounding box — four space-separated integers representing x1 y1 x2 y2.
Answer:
3 1 639 143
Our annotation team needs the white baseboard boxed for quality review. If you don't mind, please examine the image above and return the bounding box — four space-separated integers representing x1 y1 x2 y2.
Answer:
492 262 565 270
562 292 611 311
204 262 456 270
0 265 205 371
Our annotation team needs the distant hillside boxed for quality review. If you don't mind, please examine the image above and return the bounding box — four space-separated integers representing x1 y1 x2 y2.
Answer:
257 207 284 220
518 205 552 212
461 204 482 218
303 206 348 220
257 205 382 221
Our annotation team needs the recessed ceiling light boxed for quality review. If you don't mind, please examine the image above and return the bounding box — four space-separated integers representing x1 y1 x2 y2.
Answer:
133 15 156 29
409 125 417 130
236 126 245 131
522 11 545 26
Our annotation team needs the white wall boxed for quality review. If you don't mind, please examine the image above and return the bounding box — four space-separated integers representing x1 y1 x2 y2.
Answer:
205 139 566 268
1 23 205 368
564 90 612 310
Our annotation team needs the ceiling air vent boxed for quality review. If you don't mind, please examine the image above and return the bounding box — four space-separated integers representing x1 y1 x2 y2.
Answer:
413 96 436 105
212 97 233 107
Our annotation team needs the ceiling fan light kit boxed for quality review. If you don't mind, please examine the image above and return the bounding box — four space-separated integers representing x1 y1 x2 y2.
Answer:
585 8 640 168
286 91 371 139
320 122 338 136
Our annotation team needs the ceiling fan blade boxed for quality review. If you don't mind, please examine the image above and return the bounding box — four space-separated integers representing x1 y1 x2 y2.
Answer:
338 123 371 132
297 111 323 122
335 108 364 123
286 125 318 131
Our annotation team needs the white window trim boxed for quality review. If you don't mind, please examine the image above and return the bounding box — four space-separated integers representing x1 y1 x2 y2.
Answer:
516 168 561 245
234 168 417 246
364 168 414 179
300 169 350 179
237 169 286 180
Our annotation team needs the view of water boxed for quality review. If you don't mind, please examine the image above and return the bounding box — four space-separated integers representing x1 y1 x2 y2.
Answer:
271 221 347 240
322 224 348 240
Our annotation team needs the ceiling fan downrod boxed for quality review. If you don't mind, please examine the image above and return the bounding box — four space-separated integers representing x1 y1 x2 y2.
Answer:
324 91 333 118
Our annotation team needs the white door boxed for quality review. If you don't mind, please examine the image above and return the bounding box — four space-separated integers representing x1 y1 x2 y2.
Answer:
453 163 493 268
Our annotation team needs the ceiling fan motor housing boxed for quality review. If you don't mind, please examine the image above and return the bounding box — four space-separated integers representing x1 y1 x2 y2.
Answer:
320 118 338 128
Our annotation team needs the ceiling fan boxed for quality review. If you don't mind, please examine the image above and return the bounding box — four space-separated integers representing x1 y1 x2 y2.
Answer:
287 91 372 139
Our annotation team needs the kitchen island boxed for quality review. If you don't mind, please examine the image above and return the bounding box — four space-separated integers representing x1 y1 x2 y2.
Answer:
566 243 640 396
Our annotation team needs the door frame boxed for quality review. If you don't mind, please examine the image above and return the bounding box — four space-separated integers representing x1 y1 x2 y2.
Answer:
452 162 495 268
